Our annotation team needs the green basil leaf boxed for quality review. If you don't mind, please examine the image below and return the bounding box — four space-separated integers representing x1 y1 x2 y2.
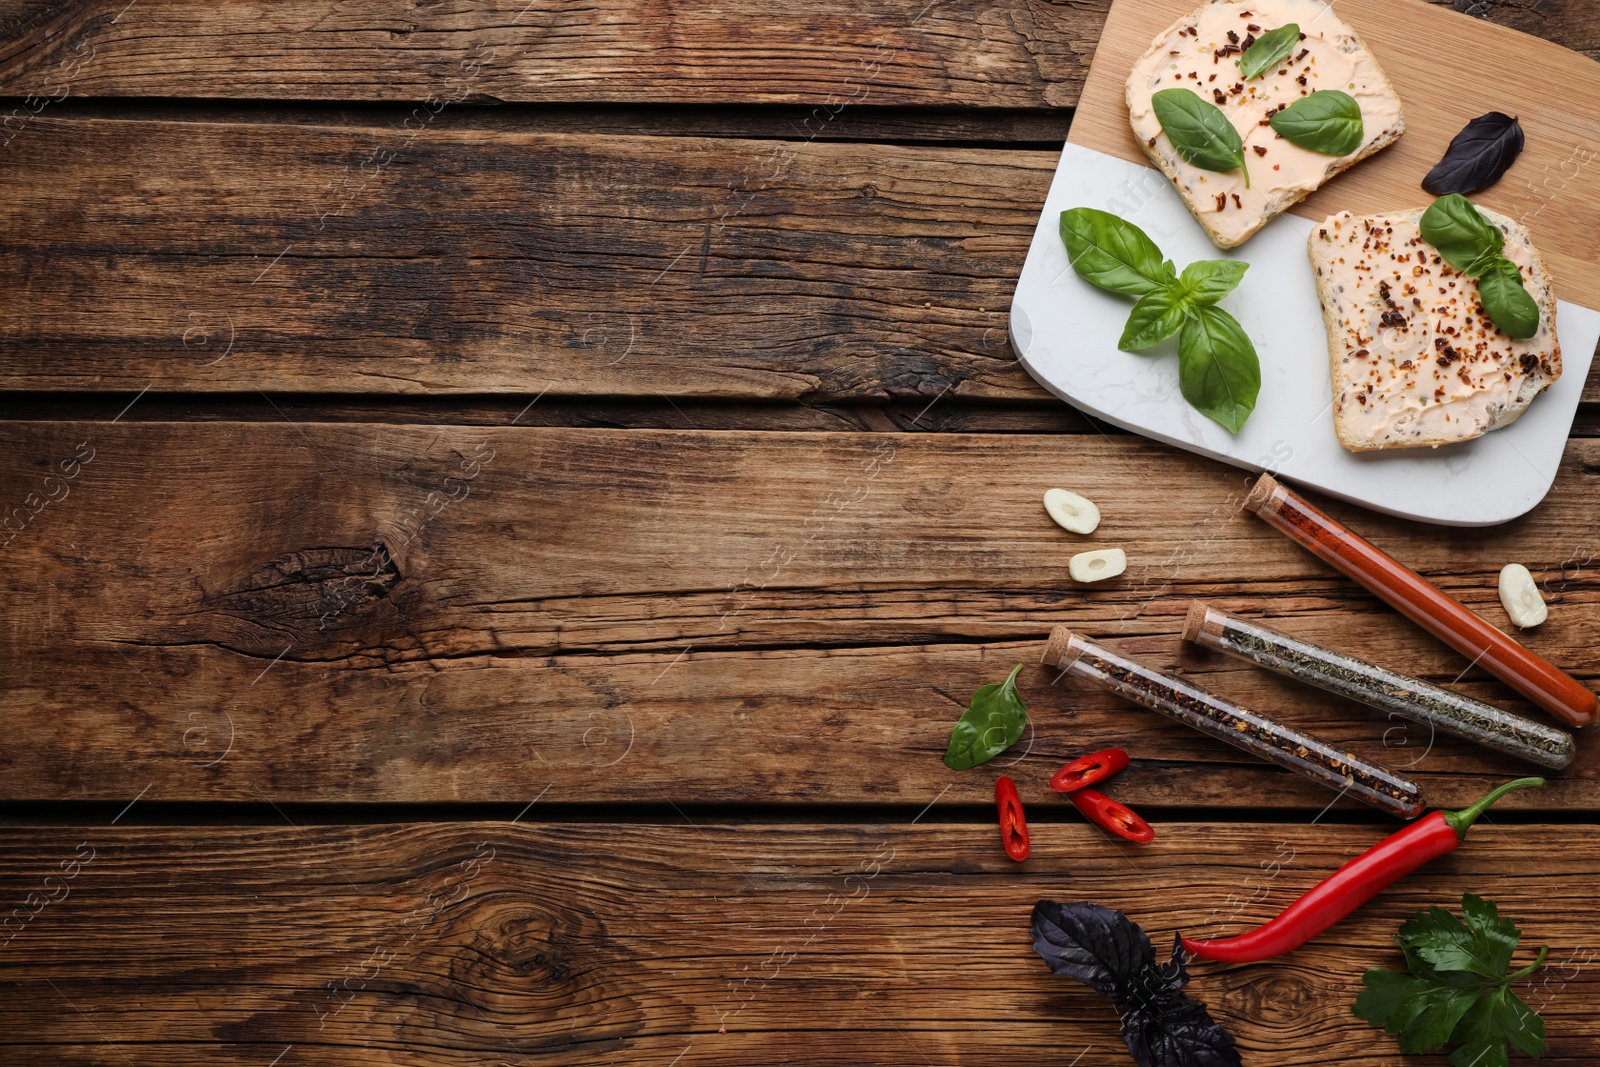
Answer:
1238 23 1299 80
1119 287 1189 351
1152 88 1249 184
1268 90 1364 156
1178 305 1259 433
942 664 1028 770
1419 193 1504 273
1059 207 1171 297
1177 260 1249 307
1476 257 1541 339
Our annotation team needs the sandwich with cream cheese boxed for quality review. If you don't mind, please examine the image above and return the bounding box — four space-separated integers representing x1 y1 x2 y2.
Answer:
1126 0 1404 249
1309 207 1560 451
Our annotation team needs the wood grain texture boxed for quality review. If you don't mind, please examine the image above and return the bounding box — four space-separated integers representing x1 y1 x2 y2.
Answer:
0 0 1105 107
1071 0 1600 309
3 421 1597 809
0 117 1046 398
2 822 1596 1064
8 116 1600 402
0 0 1591 107
1427 0 1600 62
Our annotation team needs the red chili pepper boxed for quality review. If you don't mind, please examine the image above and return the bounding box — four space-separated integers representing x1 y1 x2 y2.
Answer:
1069 787 1155 844
995 776 1030 861
1183 776 1544 964
1049 748 1131 793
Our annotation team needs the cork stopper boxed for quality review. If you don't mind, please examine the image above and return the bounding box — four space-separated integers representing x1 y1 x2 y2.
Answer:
1042 625 1080 668
1181 600 1211 644
1243 472 1281 516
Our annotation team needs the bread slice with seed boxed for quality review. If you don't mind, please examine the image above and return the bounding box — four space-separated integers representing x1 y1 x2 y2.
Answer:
1309 206 1561 452
1126 0 1404 249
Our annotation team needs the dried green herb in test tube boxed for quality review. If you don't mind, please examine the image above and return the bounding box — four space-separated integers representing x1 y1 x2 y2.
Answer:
1182 602 1575 770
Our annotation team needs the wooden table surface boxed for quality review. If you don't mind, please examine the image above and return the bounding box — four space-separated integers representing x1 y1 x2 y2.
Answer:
4 1 1600 1063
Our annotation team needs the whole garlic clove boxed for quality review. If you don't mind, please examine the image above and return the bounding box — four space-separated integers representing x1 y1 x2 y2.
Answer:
1044 488 1101 535
1069 548 1126 584
1498 563 1548 628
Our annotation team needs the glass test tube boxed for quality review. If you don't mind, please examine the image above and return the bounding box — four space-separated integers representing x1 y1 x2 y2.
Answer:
1043 626 1425 819
1184 602 1575 770
1245 473 1596 729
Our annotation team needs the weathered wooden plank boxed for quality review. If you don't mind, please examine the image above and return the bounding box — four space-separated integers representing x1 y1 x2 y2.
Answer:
2 422 1597 808
1 822 1596 1064
7 115 1598 404
0 0 1590 108
0 0 1103 107
1427 0 1600 62
0 118 1047 398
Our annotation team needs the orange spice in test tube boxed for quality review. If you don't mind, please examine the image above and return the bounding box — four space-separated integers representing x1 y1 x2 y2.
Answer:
1244 474 1595 729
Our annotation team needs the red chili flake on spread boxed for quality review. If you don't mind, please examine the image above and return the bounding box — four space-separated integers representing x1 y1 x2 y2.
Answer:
1253 145 1268 156
1214 88 1228 105
1247 22 1261 31
1231 193 1242 208
1215 192 1228 211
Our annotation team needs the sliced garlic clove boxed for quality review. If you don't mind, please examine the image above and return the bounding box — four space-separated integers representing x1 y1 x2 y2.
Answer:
1044 488 1101 535
1498 563 1548 628
1069 548 1126 584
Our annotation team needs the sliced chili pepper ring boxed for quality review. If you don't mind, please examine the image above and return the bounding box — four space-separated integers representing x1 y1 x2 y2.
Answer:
1070 787 1155 844
1049 748 1131 793
995 775 1031 861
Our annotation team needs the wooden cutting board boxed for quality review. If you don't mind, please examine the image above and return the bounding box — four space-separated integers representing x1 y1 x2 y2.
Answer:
1069 0 1600 310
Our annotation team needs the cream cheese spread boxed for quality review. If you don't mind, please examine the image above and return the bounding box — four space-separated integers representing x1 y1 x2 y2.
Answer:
1311 210 1560 450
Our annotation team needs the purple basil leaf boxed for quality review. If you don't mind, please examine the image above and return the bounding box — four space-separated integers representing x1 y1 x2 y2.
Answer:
1140 995 1244 1067
1031 902 1242 1067
1031 901 1155 1000
1422 112 1524 196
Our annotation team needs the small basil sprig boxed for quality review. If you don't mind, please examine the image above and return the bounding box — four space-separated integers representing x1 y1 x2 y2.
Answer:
1269 90 1364 156
943 664 1028 770
1152 88 1249 186
1060 208 1260 433
1238 24 1299 80
1419 194 1541 338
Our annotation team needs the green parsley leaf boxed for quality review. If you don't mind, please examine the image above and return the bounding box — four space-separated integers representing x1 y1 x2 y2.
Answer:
1152 88 1250 185
1449 986 1547 1067
1238 23 1300 80
1060 207 1172 297
942 665 1027 770
1353 895 1550 1066
1269 90 1365 156
1178 305 1260 434
1356 968 1480 1055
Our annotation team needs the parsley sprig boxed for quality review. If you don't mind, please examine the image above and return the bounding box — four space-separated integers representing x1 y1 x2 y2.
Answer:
1354 894 1548 1067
